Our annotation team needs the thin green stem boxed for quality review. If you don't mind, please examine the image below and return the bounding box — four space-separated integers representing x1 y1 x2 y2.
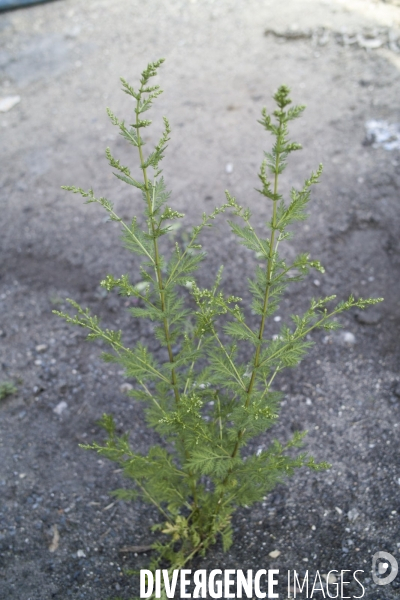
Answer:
135 89 201 510
213 121 286 522
102 202 156 264
165 206 229 288
244 136 280 406
216 393 223 442
139 379 168 417
260 361 282 400
75 322 170 384
258 306 345 369
135 89 180 406
229 121 283 461
135 479 171 523
165 233 201 287
183 338 203 395
211 326 246 390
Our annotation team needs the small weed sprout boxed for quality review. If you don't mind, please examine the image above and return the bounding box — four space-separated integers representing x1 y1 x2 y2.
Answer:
56 59 382 577
0 381 17 401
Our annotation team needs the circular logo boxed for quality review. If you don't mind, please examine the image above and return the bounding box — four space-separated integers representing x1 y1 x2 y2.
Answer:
372 551 398 586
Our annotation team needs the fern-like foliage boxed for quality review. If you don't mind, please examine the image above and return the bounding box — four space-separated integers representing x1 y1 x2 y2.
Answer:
55 59 383 595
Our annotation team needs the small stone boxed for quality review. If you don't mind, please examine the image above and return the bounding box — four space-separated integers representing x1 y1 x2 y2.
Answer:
35 344 48 353
347 508 359 522
335 506 343 515
338 331 356 345
365 119 400 151
0 95 21 112
33 385 45 395
306 398 312 405
64 26 81 39
269 549 281 558
76 549 86 558
313 279 320 286
355 310 381 325
53 401 68 415
57 381 68 394
357 34 383 49
120 383 133 393
393 383 400 398
225 163 233 174
323 572 338 584
49 525 60 553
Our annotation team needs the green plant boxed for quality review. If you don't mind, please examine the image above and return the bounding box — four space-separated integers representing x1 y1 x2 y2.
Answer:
55 59 381 580
0 381 17 400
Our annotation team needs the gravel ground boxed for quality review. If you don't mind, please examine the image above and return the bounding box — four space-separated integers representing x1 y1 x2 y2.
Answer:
1 0 400 598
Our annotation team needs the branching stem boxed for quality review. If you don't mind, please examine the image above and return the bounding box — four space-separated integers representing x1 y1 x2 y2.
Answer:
135 87 181 406
230 118 283 461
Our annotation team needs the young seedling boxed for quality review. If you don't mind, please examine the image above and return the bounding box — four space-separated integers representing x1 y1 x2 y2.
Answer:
55 59 382 589
0 381 17 401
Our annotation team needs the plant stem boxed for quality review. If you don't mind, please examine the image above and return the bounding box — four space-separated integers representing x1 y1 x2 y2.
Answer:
230 120 283 460
134 89 203 512
216 393 223 441
245 139 280 404
136 89 180 406
183 338 203 395
135 479 172 523
211 327 246 390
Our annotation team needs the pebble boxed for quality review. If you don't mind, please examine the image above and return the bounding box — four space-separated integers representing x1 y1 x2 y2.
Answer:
347 508 359 522
57 381 68 393
225 163 233 174
335 506 343 515
53 401 68 415
49 525 60 553
338 331 356 345
393 383 400 398
357 34 383 49
64 26 81 39
355 310 381 325
323 572 338 584
76 549 86 558
365 120 400 151
0 96 21 113
120 383 133 393
269 549 281 558
36 344 48 353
